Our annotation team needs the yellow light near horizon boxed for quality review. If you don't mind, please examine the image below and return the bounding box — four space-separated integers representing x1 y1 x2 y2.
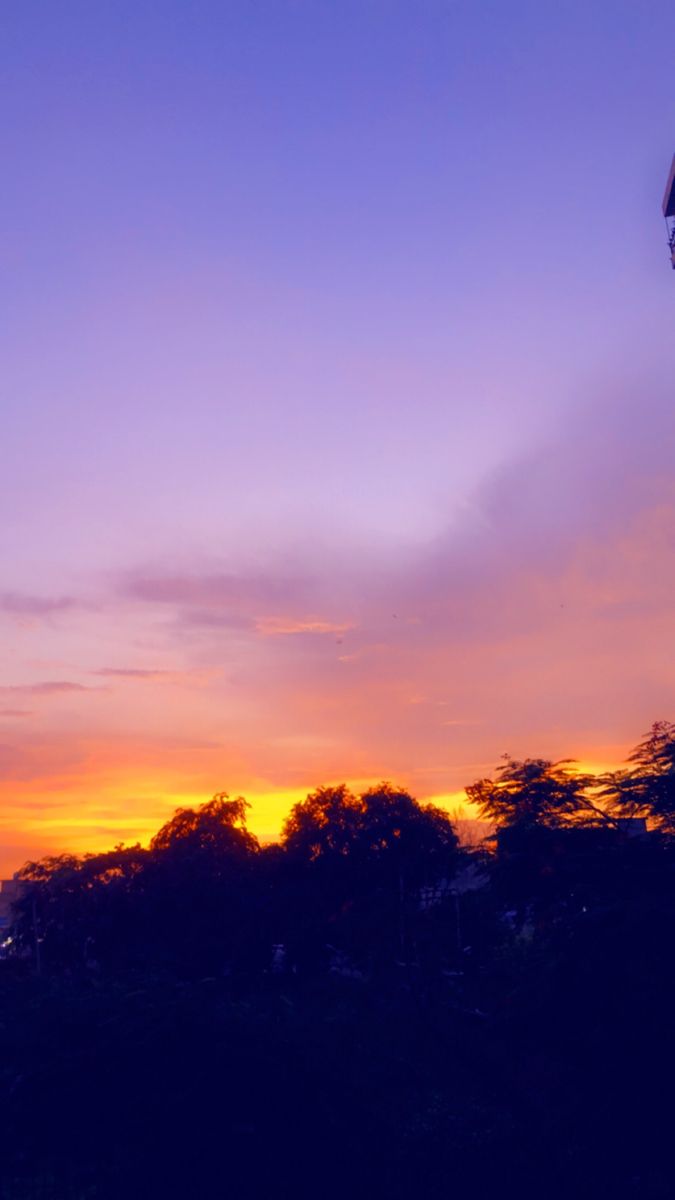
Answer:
572 759 621 776
0 746 631 878
425 791 476 817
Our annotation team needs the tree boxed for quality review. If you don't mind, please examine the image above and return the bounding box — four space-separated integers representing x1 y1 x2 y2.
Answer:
282 782 457 878
466 756 599 832
12 797 263 976
602 720 675 832
354 783 459 885
281 783 459 969
14 846 147 971
281 784 362 861
150 793 259 859
145 794 263 974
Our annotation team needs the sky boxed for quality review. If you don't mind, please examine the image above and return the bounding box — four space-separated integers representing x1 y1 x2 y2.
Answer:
1 0 675 874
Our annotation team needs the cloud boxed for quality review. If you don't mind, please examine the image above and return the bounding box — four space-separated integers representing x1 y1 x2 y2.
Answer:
93 668 171 680
255 617 354 637
103 389 675 769
1 681 94 696
200 387 675 781
91 667 221 689
163 608 255 631
119 563 357 641
0 709 33 718
0 592 78 617
122 570 313 613
1 382 673 869
31 681 91 694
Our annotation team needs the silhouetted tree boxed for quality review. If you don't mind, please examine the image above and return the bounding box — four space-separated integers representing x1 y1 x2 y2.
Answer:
150 792 259 857
281 784 362 861
465 757 624 931
281 783 459 969
142 794 263 975
466 756 602 832
14 796 264 977
14 846 147 971
602 720 675 833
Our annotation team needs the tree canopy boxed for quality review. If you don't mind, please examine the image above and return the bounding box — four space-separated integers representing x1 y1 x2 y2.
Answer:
602 721 675 832
466 756 598 831
282 781 458 882
150 792 259 858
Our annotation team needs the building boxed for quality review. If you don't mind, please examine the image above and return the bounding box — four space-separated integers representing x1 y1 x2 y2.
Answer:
663 154 675 269
0 877 25 945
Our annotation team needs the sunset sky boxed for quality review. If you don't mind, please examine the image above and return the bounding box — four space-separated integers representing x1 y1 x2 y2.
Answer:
2 0 675 874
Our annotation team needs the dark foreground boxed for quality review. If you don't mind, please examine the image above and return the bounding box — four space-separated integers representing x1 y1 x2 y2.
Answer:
4 748 675 1199
0 928 672 1200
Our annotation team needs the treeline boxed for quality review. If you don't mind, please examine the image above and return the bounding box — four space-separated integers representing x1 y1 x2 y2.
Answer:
9 720 675 980
2 722 675 1199
12 783 460 978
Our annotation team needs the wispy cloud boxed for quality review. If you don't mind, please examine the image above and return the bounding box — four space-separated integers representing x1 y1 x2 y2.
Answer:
0 593 78 617
1 681 95 696
122 570 312 613
255 617 354 637
93 668 172 680
119 565 354 640
91 667 220 686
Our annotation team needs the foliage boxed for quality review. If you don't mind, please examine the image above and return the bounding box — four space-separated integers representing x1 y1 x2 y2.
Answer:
149 792 259 857
280 782 460 969
466 755 603 831
282 781 457 878
601 720 675 832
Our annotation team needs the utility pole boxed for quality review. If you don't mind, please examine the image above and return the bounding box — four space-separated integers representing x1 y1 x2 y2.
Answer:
31 897 41 977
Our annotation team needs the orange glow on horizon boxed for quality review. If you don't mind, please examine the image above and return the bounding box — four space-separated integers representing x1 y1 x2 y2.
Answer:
0 766 472 874
0 744 632 878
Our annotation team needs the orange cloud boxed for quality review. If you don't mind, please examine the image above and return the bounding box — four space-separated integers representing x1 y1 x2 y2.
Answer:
255 616 354 636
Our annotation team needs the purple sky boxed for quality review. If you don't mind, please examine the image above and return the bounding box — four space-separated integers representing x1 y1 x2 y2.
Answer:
1 0 675 871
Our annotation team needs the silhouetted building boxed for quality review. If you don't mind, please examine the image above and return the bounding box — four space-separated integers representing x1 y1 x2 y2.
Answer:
0 877 24 944
495 819 649 861
419 863 488 910
663 154 675 269
615 817 648 838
